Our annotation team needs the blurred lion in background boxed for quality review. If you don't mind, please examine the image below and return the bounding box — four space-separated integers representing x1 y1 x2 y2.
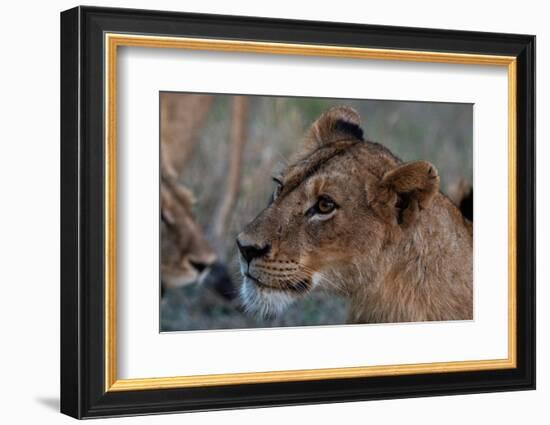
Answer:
160 92 237 300
160 166 216 289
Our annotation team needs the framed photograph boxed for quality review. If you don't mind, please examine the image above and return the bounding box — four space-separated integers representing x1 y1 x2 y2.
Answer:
60 6 535 419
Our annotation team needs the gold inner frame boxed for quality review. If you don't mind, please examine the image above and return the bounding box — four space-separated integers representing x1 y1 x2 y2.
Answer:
104 33 517 392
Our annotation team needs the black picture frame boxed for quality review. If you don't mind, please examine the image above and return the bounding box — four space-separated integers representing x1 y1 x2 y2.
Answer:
60 5 535 419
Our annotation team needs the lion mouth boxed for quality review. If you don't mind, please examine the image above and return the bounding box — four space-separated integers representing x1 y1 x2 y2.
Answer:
244 272 278 289
244 272 309 293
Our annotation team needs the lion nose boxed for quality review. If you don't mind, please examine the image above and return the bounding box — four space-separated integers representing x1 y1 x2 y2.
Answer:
189 259 208 273
236 237 271 263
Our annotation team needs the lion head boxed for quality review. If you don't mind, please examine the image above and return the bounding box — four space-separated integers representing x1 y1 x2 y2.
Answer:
237 106 471 322
160 171 217 289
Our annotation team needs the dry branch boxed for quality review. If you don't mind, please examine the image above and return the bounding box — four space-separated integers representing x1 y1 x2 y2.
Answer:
213 96 250 243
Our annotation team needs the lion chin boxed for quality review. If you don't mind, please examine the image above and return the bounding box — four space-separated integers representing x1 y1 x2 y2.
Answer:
239 277 296 319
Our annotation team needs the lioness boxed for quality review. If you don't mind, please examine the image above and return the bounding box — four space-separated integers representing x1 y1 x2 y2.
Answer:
160 170 216 289
160 172 236 300
237 106 472 323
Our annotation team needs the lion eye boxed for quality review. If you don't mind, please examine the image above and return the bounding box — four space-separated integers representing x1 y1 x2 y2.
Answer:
307 195 338 217
317 197 336 214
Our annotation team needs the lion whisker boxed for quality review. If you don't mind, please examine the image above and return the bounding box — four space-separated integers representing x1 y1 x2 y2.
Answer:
297 265 347 293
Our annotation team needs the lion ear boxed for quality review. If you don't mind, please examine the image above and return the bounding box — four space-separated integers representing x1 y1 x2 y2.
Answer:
302 106 364 153
380 161 440 226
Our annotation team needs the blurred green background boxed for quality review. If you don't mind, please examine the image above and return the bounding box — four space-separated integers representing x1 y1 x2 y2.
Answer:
160 94 472 332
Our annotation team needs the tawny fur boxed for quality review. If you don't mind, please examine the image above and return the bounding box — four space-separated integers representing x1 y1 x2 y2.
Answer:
238 106 473 323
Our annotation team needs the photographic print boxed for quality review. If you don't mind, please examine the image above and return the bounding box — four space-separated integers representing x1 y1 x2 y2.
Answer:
61 8 535 417
160 93 473 332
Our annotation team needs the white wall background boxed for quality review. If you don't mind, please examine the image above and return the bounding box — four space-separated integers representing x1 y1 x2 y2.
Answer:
0 1 545 423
